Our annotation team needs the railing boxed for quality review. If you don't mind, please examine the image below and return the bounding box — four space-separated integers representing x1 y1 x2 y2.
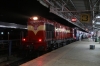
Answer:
0 39 22 60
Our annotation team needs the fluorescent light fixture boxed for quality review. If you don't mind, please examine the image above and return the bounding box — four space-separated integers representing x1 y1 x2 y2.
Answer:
0 25 7 27
24 28 27 29
96 22 100 25
8 26 17 28
91 31 94 35
96 16 100 18
0 22 27 29
0 25 27 29
92 20 95 23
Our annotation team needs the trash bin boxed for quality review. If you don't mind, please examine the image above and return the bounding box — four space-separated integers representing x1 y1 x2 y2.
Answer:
90 45 95 49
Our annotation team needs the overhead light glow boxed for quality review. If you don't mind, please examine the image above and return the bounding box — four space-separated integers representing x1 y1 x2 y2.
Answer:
96 16 100 18
0 25 27 29
92 20 95 23
24 28 27 29
96 22 100 25
0 25 7 27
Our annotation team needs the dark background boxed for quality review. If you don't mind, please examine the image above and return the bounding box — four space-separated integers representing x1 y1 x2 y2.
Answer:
0 0 79 28
0 0 51 25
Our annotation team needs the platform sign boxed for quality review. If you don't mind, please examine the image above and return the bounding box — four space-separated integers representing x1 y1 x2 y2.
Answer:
80 14 90 23
71 17 77 22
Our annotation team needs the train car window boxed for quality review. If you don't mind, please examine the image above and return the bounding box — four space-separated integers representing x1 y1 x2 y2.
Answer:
0 28 27 40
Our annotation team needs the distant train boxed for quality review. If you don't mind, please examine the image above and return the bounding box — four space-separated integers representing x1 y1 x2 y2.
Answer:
21 16 80 52
0 28 27 40
0 28 27 53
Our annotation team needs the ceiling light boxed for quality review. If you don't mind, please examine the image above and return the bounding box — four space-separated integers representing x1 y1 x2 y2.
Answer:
96 16 100 18
92 20 95 23
96 22 100 25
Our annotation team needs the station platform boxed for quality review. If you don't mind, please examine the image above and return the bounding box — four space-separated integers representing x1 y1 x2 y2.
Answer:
20 38 100 66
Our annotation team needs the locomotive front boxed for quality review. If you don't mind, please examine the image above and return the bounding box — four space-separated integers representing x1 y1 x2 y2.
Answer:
22 16 47 51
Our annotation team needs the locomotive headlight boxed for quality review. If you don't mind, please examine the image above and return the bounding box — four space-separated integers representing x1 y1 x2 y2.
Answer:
33 16 38 20
38 38 42 42
22 38 26 41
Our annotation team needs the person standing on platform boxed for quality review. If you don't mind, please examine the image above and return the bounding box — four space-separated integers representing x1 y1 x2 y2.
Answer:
92 34 95 41
79 33 82 41
76 33 79 41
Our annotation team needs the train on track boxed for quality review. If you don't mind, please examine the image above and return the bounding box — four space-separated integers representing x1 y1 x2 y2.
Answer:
21 16 88 52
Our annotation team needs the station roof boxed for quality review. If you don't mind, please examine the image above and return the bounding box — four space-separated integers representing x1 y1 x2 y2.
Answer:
37 0 100 32
1 0 100 32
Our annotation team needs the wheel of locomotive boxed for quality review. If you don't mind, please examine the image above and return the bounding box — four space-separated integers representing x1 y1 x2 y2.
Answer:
62 43 64 46
60 42 64 47
54 43 58 49
49 44 55 51
25 45 34 57
66 41 68 45
37 46 45 51
68 40 70 44
35 46 45 56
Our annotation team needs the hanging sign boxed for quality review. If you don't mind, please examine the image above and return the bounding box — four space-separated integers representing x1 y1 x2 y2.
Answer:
80 14 90 23
71 17 77 22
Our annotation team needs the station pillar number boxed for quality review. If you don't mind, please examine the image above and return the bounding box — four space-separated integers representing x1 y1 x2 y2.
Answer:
80 14 90 23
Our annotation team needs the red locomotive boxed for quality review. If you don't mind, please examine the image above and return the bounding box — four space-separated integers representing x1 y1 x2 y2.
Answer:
22 16 76 52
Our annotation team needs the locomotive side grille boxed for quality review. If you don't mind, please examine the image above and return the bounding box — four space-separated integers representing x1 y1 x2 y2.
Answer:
45 23 55 40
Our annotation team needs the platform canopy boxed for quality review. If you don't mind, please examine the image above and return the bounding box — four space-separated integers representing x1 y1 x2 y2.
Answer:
0 22 27 29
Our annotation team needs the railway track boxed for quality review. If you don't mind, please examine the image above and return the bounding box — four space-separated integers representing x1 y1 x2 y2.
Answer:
0 50 47 66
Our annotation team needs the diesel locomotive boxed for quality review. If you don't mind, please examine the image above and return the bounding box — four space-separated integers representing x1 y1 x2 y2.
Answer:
21 16 77 52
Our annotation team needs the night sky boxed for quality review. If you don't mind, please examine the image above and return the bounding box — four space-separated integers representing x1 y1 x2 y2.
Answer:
0 0 50 25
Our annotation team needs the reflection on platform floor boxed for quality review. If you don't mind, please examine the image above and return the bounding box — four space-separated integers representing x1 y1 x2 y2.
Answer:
20 38 100 66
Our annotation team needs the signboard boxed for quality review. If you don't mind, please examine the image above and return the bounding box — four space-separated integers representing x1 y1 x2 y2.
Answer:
80 14 90 23
71 17 77 22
